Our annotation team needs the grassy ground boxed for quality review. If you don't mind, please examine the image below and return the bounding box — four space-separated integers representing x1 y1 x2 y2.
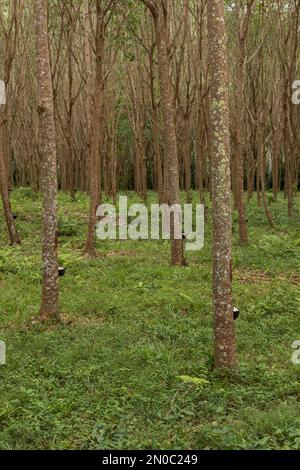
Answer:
0 188 300 450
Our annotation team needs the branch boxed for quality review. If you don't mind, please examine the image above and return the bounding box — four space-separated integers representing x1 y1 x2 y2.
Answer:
140 0 158 17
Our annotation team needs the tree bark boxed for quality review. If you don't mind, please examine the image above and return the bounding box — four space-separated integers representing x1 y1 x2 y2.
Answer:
84 0 105 258
233 1 255 244
33 0 59 320
208 0 237 370
0 134 21 245
143 0 186 266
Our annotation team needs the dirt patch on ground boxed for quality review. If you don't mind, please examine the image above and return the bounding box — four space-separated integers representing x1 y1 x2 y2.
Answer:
105 249 137 258
235 269 271 284
277 274 300 286
235 268 300 286
64 315 105 326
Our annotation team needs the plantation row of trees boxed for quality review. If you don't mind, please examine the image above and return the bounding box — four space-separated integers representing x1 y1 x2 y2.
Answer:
0 0 299 371
1 3 300 207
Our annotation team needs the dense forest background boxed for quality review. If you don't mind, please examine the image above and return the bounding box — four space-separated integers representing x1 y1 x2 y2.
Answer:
1 0 300 204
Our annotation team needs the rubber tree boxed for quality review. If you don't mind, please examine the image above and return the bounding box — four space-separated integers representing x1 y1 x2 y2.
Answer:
208 0 238 369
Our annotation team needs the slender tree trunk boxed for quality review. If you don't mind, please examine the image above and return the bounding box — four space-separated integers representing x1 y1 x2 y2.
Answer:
233 2 255 244
257 128 275 229
33 0 59 321
84 0 93 193
0 134 21 244
84 0 104 258
183 117 191 203
208 0 237 370
67 26 75 201
272 137 280 198
195 106 206 205
149 45 163 202
151 3 186 266
152 107 163 202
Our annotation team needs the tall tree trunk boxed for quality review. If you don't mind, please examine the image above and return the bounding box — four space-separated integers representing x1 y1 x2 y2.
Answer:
208 0 237 370
0 1 20 244
0 134 21 245
84 0 105 258
152 107 163 202
67 24 75 201
257 128 275 229
33 0 59 321
145 1 186 266
84 0 93 193
149 44 163 202
183 117 191 203
272 137 280 198
233 1 255 244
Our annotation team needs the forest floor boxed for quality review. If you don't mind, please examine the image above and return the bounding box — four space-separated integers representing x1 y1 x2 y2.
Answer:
0 189 300 450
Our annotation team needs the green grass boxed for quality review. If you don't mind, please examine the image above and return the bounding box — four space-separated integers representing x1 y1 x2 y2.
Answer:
0 188 300 450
